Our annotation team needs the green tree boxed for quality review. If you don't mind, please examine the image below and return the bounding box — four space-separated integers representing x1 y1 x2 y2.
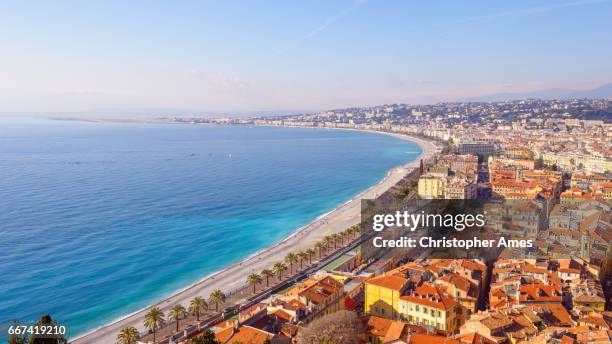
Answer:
305 248 315 264
285 252 298 273
247 272 262 293
331 233 340 249
315 242 325 258
189 296 208 322
297 251 307 269
322 236 332 252
261 268 273 287
168 304 187 332
28 314 67 344
116 326 140 344
191 329 219 344
273 262 287 280
144 307 165 344
210 290 226 312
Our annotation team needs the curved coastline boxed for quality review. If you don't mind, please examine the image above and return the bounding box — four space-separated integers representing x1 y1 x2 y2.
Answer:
70 128 438 344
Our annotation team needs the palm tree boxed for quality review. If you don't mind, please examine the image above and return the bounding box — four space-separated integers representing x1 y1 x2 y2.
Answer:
247 272 262 293
189 296 207 322
273 262 287 280
261 269 273 287
168 303 187 332
144 307 165 344
306 248 315 264
315 242 325 258
116 326 140 344
285 252 298 273
332 233 340 249
346 226 355 239
297 251 307 269
323 236 332 252
339 231 347 245
210 289 226 312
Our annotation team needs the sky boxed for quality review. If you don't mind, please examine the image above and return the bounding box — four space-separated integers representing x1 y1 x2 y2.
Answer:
0 0 611 116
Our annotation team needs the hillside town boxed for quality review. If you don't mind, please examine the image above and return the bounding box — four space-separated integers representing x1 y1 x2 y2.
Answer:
136 99 612 344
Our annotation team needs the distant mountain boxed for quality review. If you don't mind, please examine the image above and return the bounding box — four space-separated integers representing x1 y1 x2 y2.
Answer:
458 82 612 102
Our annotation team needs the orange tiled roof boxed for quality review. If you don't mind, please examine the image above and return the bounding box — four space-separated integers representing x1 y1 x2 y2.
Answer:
409 333 459 344
367 274 408 291
400 283 456 310
215 325 274 344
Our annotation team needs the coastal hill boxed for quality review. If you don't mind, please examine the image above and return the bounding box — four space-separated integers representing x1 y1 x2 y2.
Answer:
458 82 612 102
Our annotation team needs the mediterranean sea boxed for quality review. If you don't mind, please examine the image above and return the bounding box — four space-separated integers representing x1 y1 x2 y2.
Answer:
0 118 421 339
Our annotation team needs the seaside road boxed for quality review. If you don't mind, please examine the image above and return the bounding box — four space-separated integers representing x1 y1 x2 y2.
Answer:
70 134 438 344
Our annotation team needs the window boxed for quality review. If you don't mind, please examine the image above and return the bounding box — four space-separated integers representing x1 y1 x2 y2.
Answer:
415 305 420 312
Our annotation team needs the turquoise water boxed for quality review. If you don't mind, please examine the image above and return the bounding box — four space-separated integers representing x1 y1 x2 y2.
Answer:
0 118 421 339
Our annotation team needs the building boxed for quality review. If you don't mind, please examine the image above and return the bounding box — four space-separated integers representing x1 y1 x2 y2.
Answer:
398 283 458 333
364 315 415 343
280 275 344 321
457 137 496 157
365 275 409 320
418 174 446 199
445 179 477 199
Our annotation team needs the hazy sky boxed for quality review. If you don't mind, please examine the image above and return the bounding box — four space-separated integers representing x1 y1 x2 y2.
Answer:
1 0 611 115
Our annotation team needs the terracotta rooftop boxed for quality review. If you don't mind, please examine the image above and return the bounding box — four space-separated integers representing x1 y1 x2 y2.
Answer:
367 274 409 291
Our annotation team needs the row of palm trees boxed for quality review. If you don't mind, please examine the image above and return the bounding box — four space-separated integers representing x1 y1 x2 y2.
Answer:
116 290 227 344
244 225 361 295
116 225 361 344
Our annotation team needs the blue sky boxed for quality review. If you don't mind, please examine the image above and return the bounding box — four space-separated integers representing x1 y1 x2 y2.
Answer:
0 0 611 115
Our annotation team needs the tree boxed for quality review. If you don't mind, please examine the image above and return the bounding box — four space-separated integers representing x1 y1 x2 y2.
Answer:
341 231 348 245
296 310 365 344
8 320 27 344
285 252 298 273
331 233 340 249
189 296 208 322
116 326 140 344
191 329 220 344
394 186 411 200
297 251 307 269
144 307 165 344
28 314 67 344
273 262 287 280
322 237 331 253
168 304 187 332
210 289 226 312
315 242 325 258
305 248 315 264
261 268 273 287
247 272 262 293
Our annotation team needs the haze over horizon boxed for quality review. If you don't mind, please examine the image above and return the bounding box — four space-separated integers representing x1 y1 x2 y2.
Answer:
1 0 611 116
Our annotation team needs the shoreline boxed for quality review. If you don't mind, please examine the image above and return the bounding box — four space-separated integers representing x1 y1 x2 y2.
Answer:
70 127 439 344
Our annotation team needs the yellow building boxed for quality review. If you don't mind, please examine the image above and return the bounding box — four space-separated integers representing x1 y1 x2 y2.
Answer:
398 283 458 334
365 275 409 320
418 174 446 199
573 294 605 312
